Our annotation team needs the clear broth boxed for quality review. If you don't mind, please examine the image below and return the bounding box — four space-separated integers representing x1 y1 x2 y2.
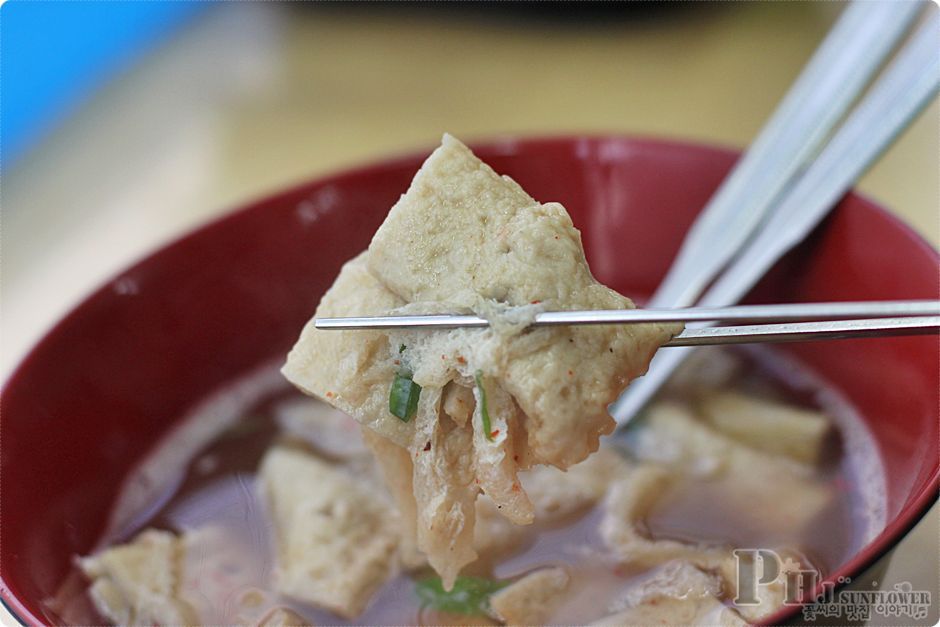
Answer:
53 347 886 625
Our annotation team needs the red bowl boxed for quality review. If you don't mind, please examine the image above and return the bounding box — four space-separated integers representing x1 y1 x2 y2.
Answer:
1 136 937 625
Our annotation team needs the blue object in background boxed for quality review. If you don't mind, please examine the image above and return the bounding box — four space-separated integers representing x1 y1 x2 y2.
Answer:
0 0 206 167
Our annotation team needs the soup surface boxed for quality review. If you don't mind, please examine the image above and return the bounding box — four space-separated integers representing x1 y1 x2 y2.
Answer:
52 345 885 626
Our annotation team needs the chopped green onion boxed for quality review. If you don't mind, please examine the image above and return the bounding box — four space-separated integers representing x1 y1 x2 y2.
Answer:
399 343 407 354
474 370 494 441
414 575 508 616
389 372 421 422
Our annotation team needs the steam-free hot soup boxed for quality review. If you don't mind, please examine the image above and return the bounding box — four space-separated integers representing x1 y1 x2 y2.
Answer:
53 346 884 626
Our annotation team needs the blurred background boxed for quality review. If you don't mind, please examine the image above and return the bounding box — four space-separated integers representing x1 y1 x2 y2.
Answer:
1 2 937 625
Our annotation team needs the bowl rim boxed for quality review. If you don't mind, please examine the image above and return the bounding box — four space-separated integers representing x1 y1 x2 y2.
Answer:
1 133 937 626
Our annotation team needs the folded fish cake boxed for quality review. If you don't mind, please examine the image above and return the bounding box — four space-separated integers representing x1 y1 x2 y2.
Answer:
283 134 678 587
259 447 398 619
285 253 411 447
592 561 746 626
489 567 570 626
367 134 677 467
79 529 198 626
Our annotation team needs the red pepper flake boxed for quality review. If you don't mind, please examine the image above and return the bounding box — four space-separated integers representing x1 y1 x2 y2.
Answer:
456 355 467 365
423 441 431 452
441 354 446 360
490 429 500 438
393 359 400 365
325 391 335 398
513 455 519 462
530 300 541 305
567 370 573 376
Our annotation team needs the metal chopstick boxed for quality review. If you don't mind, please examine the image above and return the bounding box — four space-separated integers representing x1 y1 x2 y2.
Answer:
611 11 940 425
647 1 922 310
664 317 939 347
312 311 938 346
313 300 940 330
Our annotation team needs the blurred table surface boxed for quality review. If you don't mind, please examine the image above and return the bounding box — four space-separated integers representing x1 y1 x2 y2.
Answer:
2 3 937 625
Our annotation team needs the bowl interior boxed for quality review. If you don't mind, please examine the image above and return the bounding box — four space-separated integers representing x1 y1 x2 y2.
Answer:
2 136 937 625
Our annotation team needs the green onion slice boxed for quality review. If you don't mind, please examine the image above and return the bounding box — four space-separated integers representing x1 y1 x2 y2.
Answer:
414 575 508 616
390 372 421 422
474 370 494 441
